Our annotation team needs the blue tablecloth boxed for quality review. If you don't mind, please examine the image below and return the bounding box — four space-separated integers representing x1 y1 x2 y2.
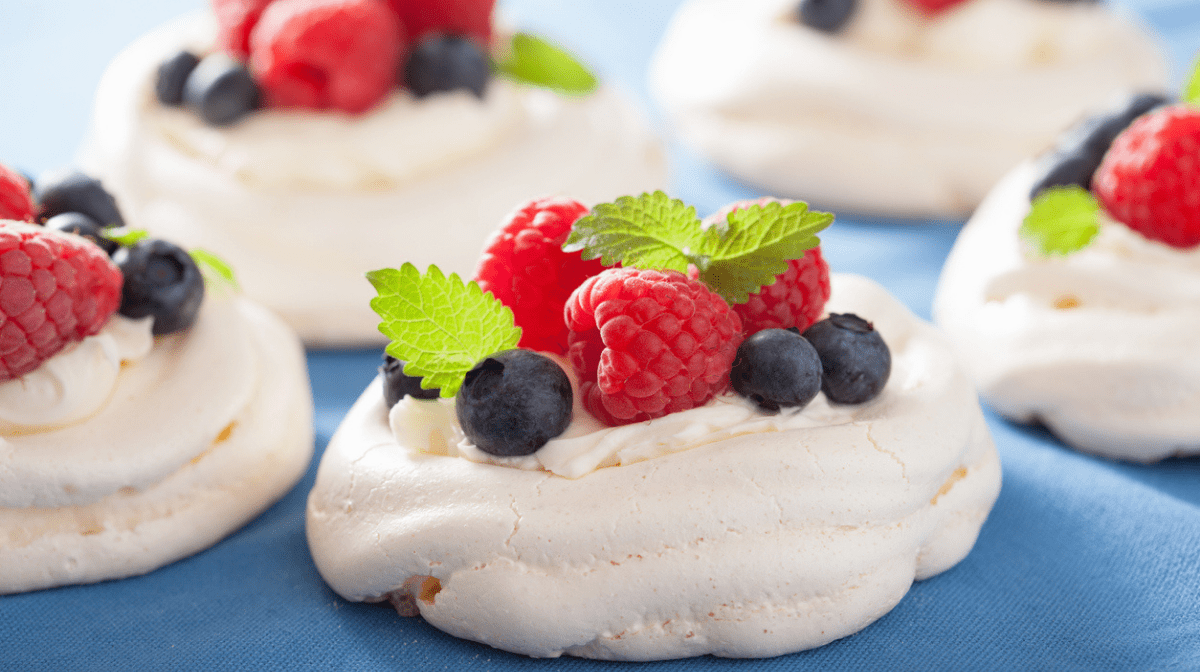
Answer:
2 1 1199 670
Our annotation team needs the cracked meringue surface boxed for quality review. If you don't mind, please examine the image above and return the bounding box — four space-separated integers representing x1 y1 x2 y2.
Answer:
306 274 1000 660
649 0 1167 218
934 162 1200 462
80 14 669 347
0 294 314 594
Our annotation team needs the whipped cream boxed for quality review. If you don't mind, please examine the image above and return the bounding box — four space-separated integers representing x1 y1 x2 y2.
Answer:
0 315 152 434
0 295 313 594
81 14 669 347
649 0 1167 217
934 162 1200 462
307 274 1001 660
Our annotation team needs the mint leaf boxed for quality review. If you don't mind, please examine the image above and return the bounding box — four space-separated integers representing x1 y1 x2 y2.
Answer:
190 248 239 290
698 201 833 304
495 32 598 95
564 194 832 305
106 227 149 247
367 263 522 398
1185 53 1200 105
564 191 704 272
1020 186 1100 256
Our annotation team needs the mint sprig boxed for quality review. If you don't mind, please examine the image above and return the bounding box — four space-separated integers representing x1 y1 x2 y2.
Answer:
1020 185 1100 256
367 263 522 398
495 32 598 95
1185 53 1200 105
190 248 239 290
564 192 833 304
105 227 149 247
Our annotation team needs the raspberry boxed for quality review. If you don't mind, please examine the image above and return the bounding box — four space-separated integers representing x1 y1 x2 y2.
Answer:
703 197 831 336
0 164 36 223
384 0 494 45
0 222 123 382
733 249 831 336
1093 105 1200 249
250 0 405 114
902 0 968 14
565 267 743 426
474 197 605 355
214 0 276 59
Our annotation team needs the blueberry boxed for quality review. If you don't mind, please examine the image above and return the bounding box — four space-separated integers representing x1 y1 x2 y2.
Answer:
455 350 572 457
380 354 441 407
33 168 124 228
114 239 204 335
156 50 201 106
43 212 118 255
404 35 490 99
731 329 823 412
803 313 891 405
184 53 260 127
796 0 858 33
1029 92 1170 199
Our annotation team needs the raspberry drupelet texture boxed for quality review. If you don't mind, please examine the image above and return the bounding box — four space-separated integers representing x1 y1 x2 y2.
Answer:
565 267 743 426
0 165 36 223
250 0 405 114
0 222 123 382
1093 105 1200 249
733 249 831 336
474 197 606 354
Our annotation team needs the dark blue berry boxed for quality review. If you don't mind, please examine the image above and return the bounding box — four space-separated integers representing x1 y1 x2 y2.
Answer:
1029 92 1170 199
455 350 572 457
803 313 890 405
731 328 822 412
33 169 124 228
184 54 260 127
796 0 858 33
404 35 490 99
43 212 118 255
114 239 205 335
380 354 440 407
156 50 201 106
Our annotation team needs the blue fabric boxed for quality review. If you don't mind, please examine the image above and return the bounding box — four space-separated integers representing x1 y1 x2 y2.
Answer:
2 0 1200 670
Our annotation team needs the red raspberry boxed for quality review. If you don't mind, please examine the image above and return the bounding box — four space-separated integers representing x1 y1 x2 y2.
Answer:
0 164 36 223
1093 105 1200 249
0 222 123 382
903 0 968 14
214 0 276 59
733 249 830 336
565 267 743 426
250 0 405 114
474 197 606 355
384 0 494 45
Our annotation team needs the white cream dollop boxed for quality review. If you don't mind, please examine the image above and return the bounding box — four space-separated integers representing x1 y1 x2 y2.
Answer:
0 295 314 594
0 315 152 434
307 274 1001 660
80 14 669 347
934 162 1200 462
649 0 1167 217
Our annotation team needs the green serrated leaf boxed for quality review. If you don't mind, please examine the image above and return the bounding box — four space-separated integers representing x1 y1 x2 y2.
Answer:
564 191 705 272
367 263 521 398
495 32 598 95
190 248 239 290
1020 186 1101 257
698 202 833 304
1185 53 1200 105
106 227 149 247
